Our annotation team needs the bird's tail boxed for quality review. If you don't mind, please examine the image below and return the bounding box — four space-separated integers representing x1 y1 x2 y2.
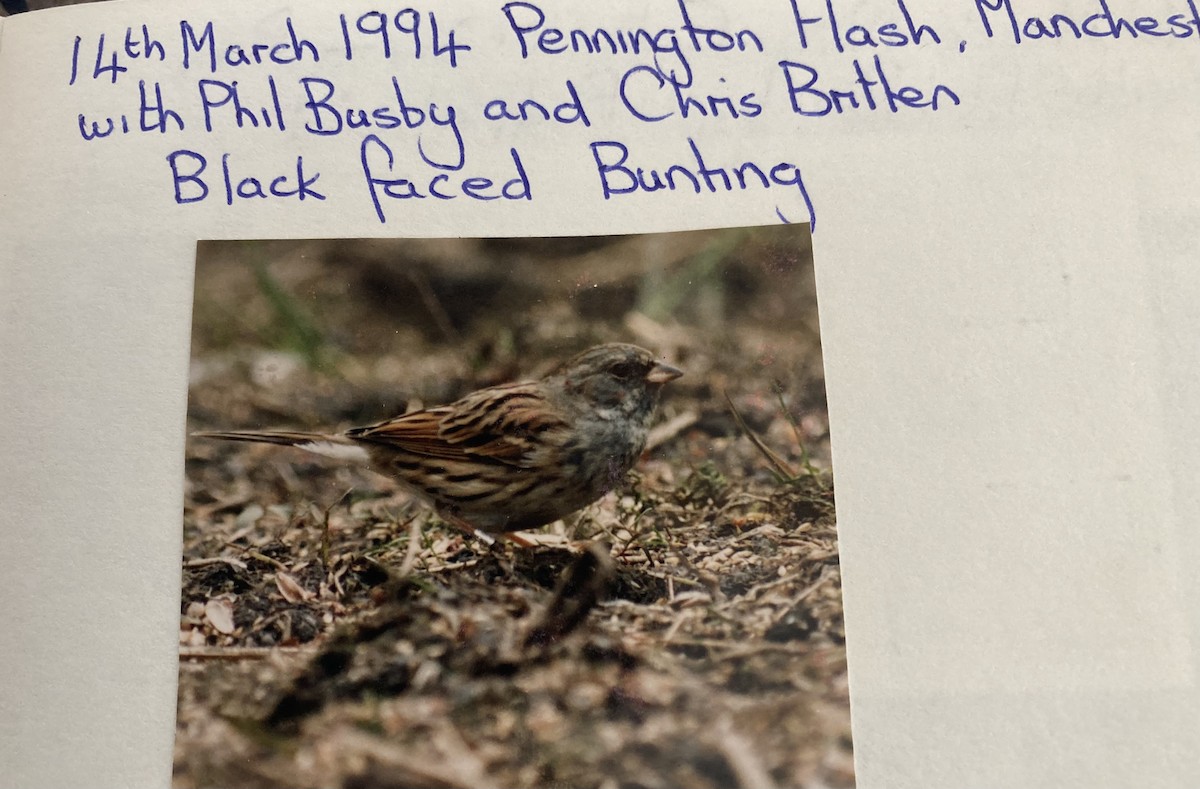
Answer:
191 430 372 463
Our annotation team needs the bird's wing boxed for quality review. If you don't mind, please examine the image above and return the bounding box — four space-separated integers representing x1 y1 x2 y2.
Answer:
345 383 567 468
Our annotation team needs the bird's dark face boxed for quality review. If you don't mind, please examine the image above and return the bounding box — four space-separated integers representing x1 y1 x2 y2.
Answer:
556 343 683 420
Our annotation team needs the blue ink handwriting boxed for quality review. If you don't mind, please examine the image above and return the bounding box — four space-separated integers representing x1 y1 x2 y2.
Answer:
166 150 325 205
360 135 531 223
339 9 470 67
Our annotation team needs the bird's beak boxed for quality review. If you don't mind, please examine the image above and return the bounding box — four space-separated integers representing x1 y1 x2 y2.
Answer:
646 360 684 385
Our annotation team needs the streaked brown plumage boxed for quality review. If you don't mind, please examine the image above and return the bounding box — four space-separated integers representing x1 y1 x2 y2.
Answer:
195 343 682 539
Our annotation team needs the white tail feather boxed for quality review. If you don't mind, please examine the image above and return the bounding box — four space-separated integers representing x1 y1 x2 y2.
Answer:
293 440 371 463
193 430 372 464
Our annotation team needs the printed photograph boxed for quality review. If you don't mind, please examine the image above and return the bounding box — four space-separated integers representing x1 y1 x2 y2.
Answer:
176 226 852 788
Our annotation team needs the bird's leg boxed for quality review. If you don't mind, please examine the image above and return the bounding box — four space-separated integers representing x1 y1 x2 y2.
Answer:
439 511 536 549
439 512 497 548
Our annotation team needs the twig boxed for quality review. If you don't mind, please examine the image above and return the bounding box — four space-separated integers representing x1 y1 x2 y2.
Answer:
717 572 804 609
395 516 423 580
406 267 460 344
723 390 798 481
714 715 779 789
773 382 820 476
661 610 691 643
217 540 289 572
182 556 248 571
613 504 657 559
767 566 836 628
428 722 490 788
671 548 725 603
666 638 811 658
322 487 354 572
179 646 314 661
728 522 784 544
237 548 288 572
646 409 699 451
332 728 479 789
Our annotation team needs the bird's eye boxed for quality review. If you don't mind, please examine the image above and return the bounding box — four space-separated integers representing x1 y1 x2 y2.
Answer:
608 361 641 380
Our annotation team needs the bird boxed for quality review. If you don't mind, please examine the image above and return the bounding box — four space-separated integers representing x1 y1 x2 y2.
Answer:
194 343 683 545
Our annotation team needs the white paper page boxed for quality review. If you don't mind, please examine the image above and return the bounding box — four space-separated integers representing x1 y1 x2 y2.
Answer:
2 0 1198 786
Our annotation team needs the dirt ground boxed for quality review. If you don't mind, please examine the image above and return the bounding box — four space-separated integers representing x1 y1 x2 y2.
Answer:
176 227 853 789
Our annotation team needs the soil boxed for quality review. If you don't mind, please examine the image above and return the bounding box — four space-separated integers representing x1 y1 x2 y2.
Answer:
176 227 853 789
